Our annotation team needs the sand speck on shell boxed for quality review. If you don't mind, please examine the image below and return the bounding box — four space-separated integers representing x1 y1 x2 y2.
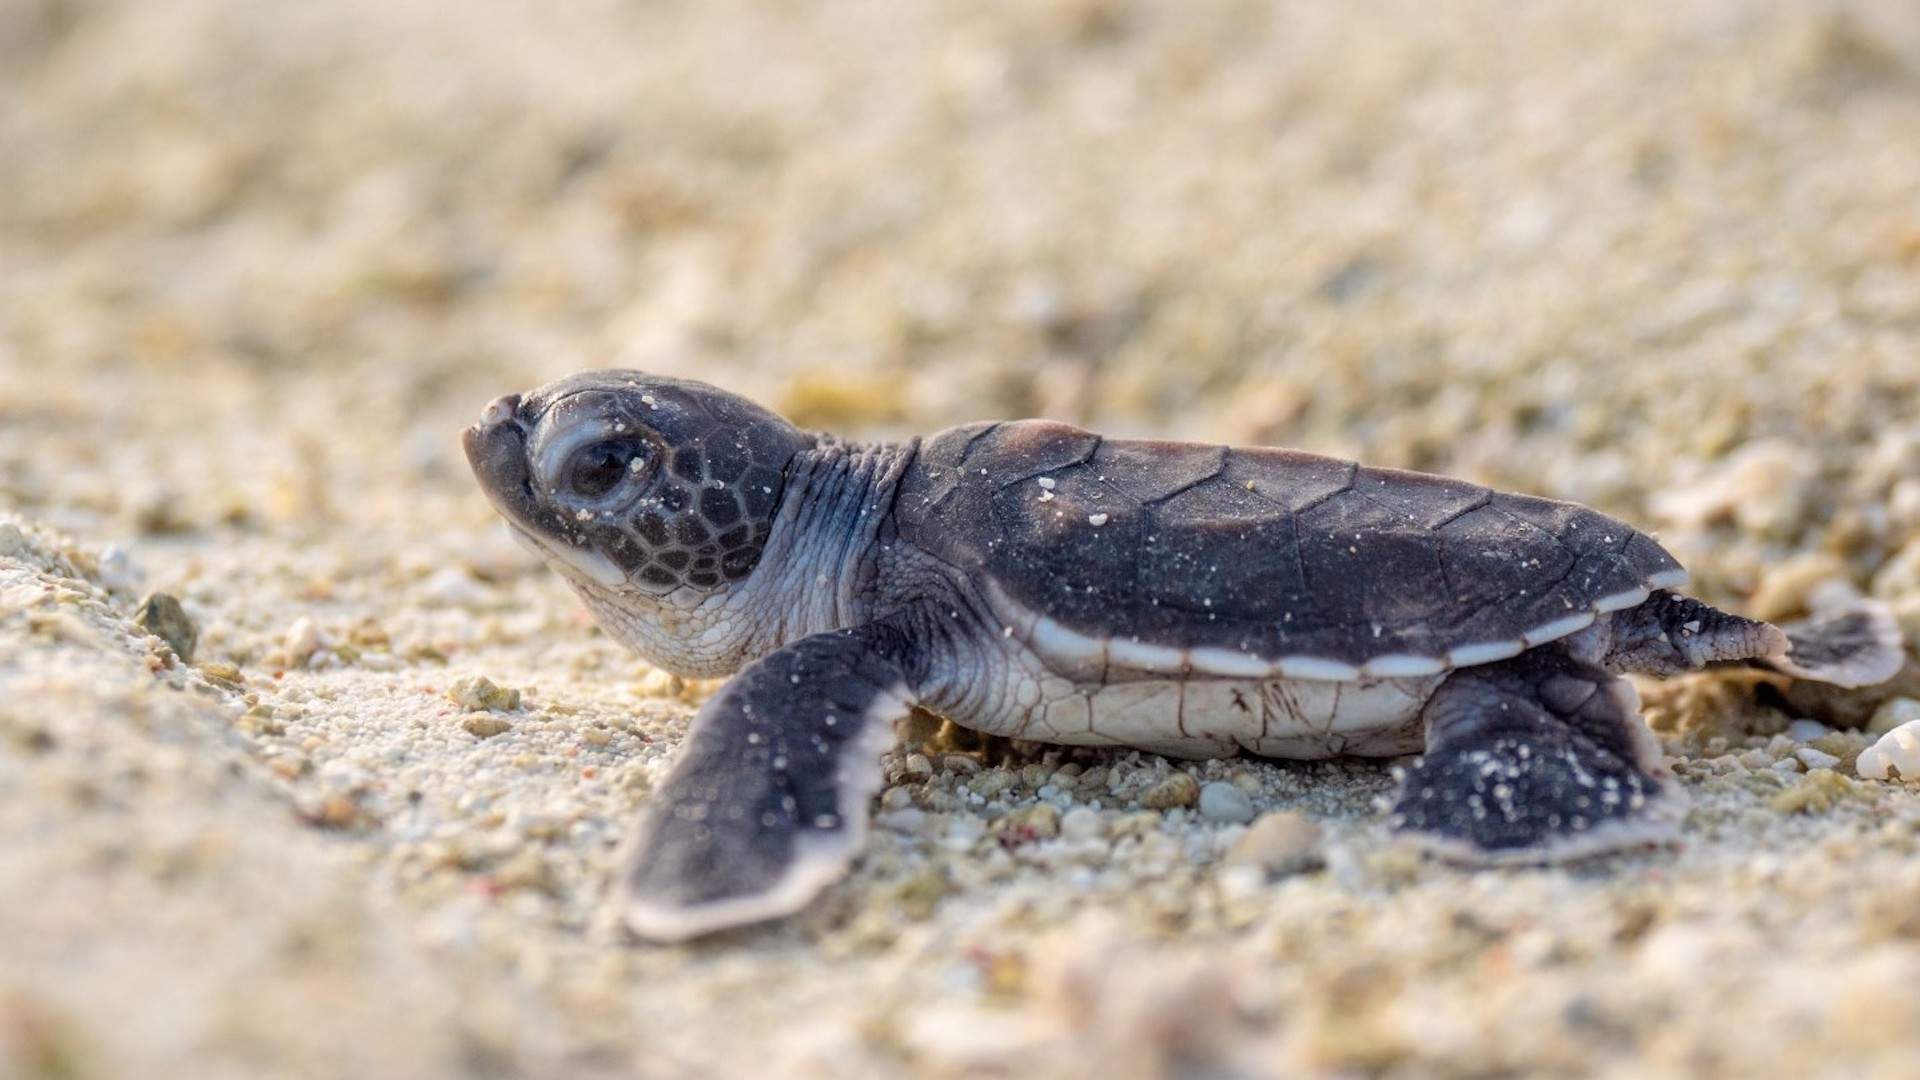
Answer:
6 1 1920 1077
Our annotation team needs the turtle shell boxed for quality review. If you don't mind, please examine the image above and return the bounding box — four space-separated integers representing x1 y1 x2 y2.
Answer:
893 420 1689 680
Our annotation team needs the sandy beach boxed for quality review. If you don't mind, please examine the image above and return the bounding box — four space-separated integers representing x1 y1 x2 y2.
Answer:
7 1 1920 1075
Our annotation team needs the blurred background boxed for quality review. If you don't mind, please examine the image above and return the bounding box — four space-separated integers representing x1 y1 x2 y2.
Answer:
5 0 1919 551
6 1 1920 1077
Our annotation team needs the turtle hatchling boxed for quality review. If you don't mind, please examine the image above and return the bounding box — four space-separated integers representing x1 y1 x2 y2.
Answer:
463 371 1905 941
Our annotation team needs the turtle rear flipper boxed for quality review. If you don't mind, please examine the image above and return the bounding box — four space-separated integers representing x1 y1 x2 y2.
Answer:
1392 648 1686 864
616 619 923 943
1603 590 1904 689
1765 599 1905 689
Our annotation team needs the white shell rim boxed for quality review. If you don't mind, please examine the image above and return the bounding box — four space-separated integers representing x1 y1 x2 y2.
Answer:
1523 611 1598 647
990 571 1683 683
1445 640 1527 667
1646 568 1692 590
1362 654 1449 678
1593 587 1653 614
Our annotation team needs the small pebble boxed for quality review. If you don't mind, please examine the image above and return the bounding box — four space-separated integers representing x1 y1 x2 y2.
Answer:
1226 812 1325 876
462 714 512 739
304 794 366 830
285 617 324 667
133 592 197 662
199 661 245 688
1771 769 1866 814
991 802 1060 843
1059 806 1106 842
1795 747 1841 771
1197 781 1255 824
238 704 283 736
1786 720 1831 742
1141 772 1199 810
1867 697 1920 737
968 769 1015 799
447 675 521 712
938 753 981 776
1020 802 1062 838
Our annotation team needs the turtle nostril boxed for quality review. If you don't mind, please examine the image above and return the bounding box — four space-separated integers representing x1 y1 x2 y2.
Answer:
480 394 522 428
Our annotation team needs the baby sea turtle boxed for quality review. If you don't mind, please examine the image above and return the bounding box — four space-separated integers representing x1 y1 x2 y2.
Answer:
463 371 1904 941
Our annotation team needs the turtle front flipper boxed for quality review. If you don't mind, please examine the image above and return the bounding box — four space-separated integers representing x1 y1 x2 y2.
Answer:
616 621 922 942
1391 648 1686 864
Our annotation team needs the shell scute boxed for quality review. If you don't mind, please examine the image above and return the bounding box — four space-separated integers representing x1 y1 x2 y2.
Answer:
1090 440 1227 505
1296 487 1453 634
1220 448 1355 512
1433 503 1576 611
987 422 1101 489
1354 465 1493 529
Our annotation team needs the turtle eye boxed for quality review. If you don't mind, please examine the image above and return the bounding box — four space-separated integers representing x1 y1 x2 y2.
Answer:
565 439 646 499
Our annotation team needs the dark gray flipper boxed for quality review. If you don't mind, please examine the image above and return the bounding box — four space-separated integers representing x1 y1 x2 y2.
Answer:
1392 648 1685 864
617 621 921 942
1604 590 1903 689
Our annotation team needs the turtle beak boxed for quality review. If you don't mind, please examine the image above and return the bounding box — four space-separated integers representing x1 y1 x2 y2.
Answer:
463 394 537 525
462 392 636 591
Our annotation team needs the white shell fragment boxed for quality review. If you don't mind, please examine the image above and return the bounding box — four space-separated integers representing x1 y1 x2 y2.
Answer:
1856 719 1920 782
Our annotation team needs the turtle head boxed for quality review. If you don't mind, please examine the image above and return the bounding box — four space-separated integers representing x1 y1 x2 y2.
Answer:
462 370 811 599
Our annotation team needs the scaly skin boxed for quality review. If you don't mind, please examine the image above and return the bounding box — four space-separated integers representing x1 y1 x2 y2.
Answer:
565 439 920 678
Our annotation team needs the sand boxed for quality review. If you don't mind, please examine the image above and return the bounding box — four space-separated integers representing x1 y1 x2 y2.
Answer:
6 0 1920 1076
